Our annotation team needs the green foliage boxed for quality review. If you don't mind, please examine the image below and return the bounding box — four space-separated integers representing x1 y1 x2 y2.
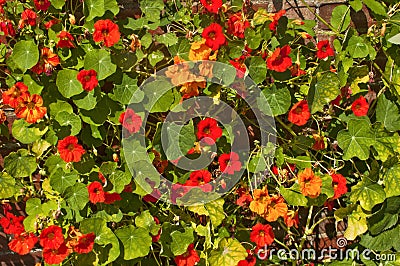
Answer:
1 0 400 265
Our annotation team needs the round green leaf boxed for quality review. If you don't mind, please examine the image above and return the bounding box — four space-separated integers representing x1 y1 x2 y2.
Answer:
12 119 48 144
108 170 131 193
337 119 375 160
115 226 152 260
55 111 82 136
376 95 400 132
4 149 37 178
350 180 386 211
206 198 225 227
308 72 340 113
24 74 43 94
73 90 99 110
170 227 194 256
135 210 160 235
262 86 291 116
331 5 351 32
49 101 74 117
347 36 369 58
247 56 267 84
50 168 79 194
148 51 164 67
84 49 116 80
0 173 16 199
56 69 83 98
109 75 141 105
384 165 400 198
64 183 89 211
84 0 105 21
209 238 247 266
9 40 39 72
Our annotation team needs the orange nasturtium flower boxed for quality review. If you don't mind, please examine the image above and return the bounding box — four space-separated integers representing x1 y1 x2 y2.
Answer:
249 187 288 222
189 38 217 61
165 56 206 100
15 94 47 123
298 168 323 198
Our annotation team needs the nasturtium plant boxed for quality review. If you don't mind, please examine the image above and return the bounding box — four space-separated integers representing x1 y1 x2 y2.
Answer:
0 0 400 265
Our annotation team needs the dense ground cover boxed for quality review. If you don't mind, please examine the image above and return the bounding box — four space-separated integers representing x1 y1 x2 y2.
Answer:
1 0 400 265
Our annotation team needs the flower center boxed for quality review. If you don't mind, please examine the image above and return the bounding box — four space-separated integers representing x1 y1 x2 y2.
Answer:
27 102 36 110
295 106 302 114
12 91 20 98
102 30 109 37
204 127 210 134
48 233 54 239
208 32 216 40
84 75 91 81
259 230 265 237
67 144 75 151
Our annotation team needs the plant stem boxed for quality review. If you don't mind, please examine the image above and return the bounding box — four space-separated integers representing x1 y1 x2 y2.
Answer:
275 116 296 137
297 206 314 264
299 0 340 35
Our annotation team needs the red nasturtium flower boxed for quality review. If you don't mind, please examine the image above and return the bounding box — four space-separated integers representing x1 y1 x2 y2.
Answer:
88 181 105 204
238 250 257 266
57 136 86 163
351 95 369 116
93 19 120 47
15 94 47 124
8 232 38 255
42 242 71 264
196 117 222 145
119 108 142 134
19 9 37 28
331 173 347 199
104 192 122 204
31 47 60 75
227 13 250 38
57 31 75 48
202 23 226 51
72 233 95 254
316 40 334 59
174 243 200 266
44 18 60 29
0 212 25 235
230 58 247 78
250 223 275 248
312 134 325 151
219 152 242 174
288 100 310 126
2 82 29 108
269 10 286 31
0 19 16 37
290 64 306 77
236 187 253 206
200 0 222 14
152 217 162 242
185 169 213 192
39 225 64 249
34 0 51 11
284 210 299 228
298 168 322 198
77 69 98 91
266 45 292 72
